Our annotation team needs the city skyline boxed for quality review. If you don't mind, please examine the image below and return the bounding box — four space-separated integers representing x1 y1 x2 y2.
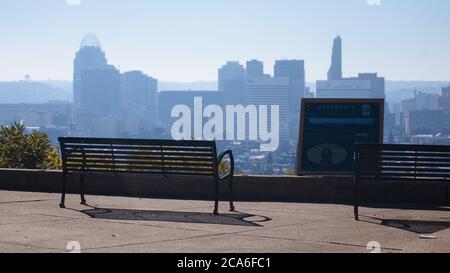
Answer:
0 0 449 82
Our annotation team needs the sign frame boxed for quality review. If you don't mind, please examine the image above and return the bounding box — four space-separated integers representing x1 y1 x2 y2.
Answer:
297 98 385 176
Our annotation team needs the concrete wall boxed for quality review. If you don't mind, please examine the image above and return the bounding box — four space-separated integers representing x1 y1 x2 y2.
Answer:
0 168 448 204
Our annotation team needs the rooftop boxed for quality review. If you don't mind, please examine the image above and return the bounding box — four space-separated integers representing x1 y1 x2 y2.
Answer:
80 33 102 49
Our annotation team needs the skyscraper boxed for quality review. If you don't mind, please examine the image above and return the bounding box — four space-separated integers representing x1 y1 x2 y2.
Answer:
246 59 264 78
218 61 246 105
117 71 158 137
119 71 159 136
120 71 158 113
244 77 290 145
317 36 385 99
327 36 342 81
73 34 121 137
73 34 108 119
80 65 120 114
439 86 450 114
274 60 305 141
78 65 121 136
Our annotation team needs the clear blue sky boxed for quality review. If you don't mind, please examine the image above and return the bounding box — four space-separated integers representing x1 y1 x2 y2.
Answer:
0 0 449 82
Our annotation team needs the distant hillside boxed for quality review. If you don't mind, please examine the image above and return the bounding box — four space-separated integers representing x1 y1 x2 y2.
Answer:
0 81 72 103
41 80 73 93
0 80 448 104
385 81 450 105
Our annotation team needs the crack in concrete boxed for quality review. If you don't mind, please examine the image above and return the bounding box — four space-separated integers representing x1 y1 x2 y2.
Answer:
225 233 405 252
82 232 228 252
0 239 62 252
231 216 346 236
0 217 86 227
0 199 51 205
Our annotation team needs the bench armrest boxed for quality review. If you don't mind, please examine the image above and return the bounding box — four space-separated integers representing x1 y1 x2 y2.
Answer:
217 150 234 181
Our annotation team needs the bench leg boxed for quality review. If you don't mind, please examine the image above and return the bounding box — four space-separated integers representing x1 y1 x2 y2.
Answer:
213 179 219 215
80 174 86 205
229 176 235 212
354 181 359 221
445 185 449 205
59 174 67 209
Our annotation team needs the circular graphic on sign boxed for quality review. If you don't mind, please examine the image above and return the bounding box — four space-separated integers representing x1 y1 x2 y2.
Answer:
307 144 348 167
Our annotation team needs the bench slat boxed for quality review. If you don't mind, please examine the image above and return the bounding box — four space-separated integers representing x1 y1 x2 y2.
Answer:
60 137 215 147
357 177 450 183
65 160 214 168
358 162 450 168
357 144 450 153
65 145 211 152
356 144 450 180
66 166 215 174
65 169 215 176
359 168 450 176
66 150 214 157
358 172 450 178
358 157 450 164
66 156 215 164
359 151 450 156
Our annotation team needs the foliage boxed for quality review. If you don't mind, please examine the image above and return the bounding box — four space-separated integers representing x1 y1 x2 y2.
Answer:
284 169 295 176
0 122 61 170
218 158 231 174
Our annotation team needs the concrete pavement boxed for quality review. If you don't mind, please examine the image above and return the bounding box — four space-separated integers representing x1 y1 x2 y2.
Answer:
0 190 449 253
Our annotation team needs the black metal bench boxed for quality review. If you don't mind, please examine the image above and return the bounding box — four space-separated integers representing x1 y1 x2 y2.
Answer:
354 144 450 220
58 137 235 215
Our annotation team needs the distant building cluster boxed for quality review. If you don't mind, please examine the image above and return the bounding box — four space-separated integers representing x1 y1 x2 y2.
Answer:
73 34 158 138
389 87 450 145
2 34 449 173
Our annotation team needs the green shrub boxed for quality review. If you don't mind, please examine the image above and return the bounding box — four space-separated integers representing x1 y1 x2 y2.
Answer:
0 122 61 170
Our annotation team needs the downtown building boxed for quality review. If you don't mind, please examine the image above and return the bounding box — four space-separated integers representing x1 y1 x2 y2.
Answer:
402 87 450 138
120 71 158 138
244 76 290 146
218 59 302 147
317 73 385 99
218 61 246 105
274 60 305 142
73 34 120 137
316 36 385 99
440 86 450 115
73 34 158 138
78 65 121 137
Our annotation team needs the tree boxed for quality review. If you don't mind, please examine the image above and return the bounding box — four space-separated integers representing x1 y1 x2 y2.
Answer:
0 122 61 170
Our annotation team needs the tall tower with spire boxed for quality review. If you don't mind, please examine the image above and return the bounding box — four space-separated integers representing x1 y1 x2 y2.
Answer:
327 36 342 80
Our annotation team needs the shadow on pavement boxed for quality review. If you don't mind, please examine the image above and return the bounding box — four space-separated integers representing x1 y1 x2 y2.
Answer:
361 216 450 234
359 204 450 212
79 205 271 227
381 219 450 234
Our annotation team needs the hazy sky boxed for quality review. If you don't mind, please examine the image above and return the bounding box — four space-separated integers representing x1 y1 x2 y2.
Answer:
0 0 449 82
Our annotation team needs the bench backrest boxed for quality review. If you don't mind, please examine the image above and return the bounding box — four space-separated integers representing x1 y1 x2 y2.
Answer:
59 137 218 177
355 144 450 183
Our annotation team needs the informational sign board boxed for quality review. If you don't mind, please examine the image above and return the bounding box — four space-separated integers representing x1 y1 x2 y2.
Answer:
297 98 384 175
